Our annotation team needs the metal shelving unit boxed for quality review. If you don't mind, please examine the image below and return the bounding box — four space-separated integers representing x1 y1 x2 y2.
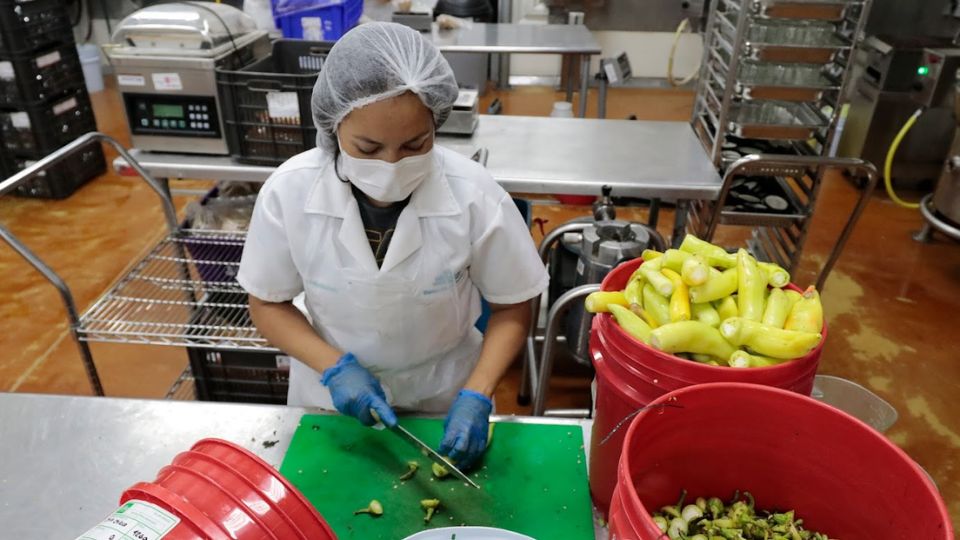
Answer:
689 0 874 273
79 230 270 351
0 133 275 397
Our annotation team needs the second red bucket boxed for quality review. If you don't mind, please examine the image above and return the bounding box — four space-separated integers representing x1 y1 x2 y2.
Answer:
79 438 337 540
589 258 826 516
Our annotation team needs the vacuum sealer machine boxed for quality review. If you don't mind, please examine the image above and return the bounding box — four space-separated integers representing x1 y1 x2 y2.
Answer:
105 3 270 155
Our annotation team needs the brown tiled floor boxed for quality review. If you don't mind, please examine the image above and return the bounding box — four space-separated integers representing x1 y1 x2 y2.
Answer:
2 82 959 527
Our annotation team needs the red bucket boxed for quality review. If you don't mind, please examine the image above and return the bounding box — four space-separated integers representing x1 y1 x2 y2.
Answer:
112 439 336 540
608 383 953 540
589 258 826 516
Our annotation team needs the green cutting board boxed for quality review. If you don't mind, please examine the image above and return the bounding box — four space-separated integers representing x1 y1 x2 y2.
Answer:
280 415 594 540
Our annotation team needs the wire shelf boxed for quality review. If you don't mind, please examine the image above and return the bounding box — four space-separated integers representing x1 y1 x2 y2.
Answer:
77 229 276 351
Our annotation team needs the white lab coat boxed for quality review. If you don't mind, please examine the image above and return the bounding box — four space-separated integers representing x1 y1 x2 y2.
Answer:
237 146 549 412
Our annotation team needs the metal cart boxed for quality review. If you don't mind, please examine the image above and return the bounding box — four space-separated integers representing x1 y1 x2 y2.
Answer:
689 0 879 279
0 132 276 397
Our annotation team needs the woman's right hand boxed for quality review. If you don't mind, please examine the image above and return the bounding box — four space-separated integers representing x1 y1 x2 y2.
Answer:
321 353 398 427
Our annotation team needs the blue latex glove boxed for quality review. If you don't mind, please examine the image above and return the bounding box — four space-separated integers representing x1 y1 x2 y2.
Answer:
320 353 397 428
439 389 493 468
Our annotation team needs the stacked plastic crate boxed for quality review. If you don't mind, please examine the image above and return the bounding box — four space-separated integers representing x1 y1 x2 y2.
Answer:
0 0 104 198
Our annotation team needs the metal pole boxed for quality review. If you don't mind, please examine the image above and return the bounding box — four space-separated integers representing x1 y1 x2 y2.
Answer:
597 76 607 119
532 284 600 416
579 55 591 117
517 221 591 405
0 132 182 396
816 161 879 290
0 224 104 396
565 55 575 102
672 200 691 247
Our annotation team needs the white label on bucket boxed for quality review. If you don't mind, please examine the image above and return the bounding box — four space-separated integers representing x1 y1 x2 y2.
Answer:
117 74 146 87
152 72 182 91
266 91 300 120
276 354 292 369
8 111 30 129
0 61 15 81
53 97 78 115
35 50 62 69
75 500 180 540
301 17 324 40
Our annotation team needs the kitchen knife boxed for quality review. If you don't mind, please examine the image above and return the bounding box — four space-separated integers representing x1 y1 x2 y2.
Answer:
372 411 481 489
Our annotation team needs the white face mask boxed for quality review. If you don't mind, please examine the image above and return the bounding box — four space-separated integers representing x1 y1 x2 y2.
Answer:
338 139 434 203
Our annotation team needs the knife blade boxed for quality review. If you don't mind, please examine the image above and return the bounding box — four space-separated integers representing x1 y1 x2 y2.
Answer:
389 423 481 489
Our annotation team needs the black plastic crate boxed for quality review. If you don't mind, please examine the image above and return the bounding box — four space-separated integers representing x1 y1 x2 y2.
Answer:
0 90 97 156
186 291 289 404
0 42 85 107
188 348 290 404
217 39 333 165
9 140 105 199
0 0 73 57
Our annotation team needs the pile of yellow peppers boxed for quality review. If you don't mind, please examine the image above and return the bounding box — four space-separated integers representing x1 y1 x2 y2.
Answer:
584 235 824 367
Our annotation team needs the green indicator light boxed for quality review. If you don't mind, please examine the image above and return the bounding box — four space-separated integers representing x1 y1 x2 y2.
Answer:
917 66 930 76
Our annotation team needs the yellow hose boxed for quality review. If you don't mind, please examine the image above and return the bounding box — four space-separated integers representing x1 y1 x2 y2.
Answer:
668 18 700 87
883 108 924 209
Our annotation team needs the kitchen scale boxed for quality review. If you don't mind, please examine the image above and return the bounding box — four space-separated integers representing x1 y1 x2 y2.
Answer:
105 3 270 155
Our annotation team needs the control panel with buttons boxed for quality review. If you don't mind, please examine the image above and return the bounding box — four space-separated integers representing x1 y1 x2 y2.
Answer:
124 94 221 139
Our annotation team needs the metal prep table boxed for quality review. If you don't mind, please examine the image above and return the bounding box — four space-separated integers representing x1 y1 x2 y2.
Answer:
113 115 723 243
0 393 594 539
429 22 603 117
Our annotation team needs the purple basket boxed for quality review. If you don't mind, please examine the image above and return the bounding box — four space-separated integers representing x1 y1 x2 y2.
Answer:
183 188 250 283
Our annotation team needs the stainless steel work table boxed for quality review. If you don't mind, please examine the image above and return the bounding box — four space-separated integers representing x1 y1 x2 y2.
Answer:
113 116 722 243
0 393 594 539
430 22 602 117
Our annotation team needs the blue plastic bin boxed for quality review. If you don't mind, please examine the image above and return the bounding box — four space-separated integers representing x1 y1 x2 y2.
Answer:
273 0 363 41
475 198 532 332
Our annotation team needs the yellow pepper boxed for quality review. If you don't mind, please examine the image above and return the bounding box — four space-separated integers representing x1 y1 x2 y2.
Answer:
728 350 790 368
784 289 803 311
720 317 821 359
660 249 692 272
641 249 663 262
691 302 721 327
759 262 790 288
639 258 674 296
688 268 739 304
692 353 726 366
679 235 736 268
737 249 766 322
761 288 791 329
681 255 710 286
629 303 660 328
714 295 738 322
784 286 824 333
642 284 671 327
650 321 737 359
609 304 652 344
661 268 691 322
623 276 643 306
585 291 629 313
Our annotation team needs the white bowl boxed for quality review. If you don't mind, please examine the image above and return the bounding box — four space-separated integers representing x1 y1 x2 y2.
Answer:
402 527 536 540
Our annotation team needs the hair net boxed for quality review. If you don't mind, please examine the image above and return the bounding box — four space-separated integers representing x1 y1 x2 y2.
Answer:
311 22 459 152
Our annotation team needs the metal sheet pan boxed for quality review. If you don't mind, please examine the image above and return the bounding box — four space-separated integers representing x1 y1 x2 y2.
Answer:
755 0 860 22
735 62 841 100
728 101 828 140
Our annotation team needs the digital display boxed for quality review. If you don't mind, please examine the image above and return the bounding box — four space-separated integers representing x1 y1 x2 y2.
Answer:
152 104 184 118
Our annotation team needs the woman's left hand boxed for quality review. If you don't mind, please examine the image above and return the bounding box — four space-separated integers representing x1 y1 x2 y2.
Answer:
439 389 493 468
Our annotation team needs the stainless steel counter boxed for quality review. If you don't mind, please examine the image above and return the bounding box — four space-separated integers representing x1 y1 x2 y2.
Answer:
430 22 602 117
113 116 721 200
0 393 591 539
431 22 601 55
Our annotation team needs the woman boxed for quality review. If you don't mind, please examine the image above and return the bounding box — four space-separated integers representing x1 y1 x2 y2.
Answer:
237 22 548 468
